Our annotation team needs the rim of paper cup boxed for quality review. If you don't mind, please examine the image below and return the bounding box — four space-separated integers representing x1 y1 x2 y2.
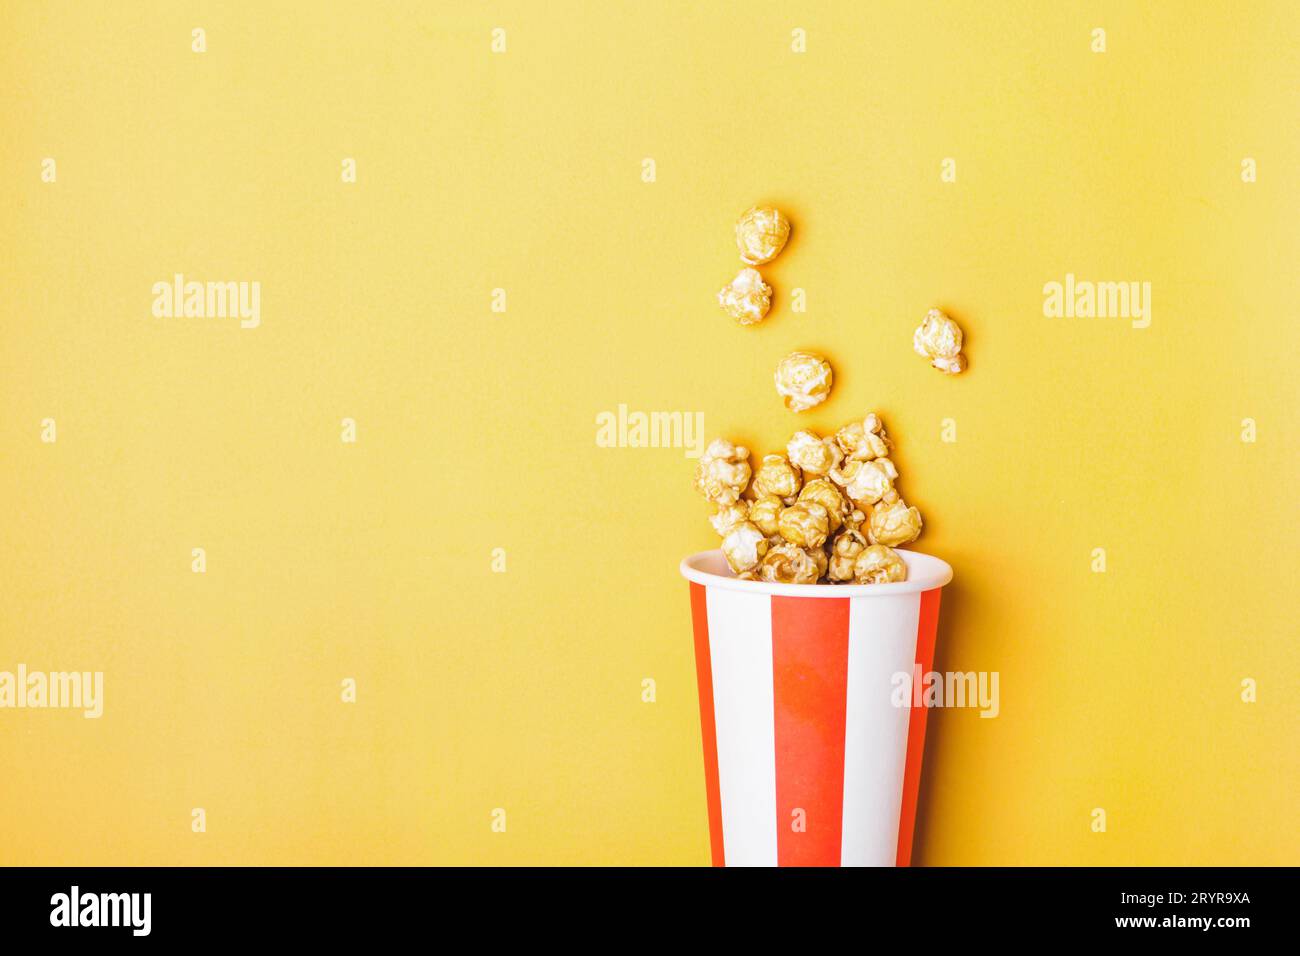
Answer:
679 548 953 598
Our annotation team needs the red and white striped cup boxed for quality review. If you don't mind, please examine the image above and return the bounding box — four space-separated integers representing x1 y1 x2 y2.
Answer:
680 548 952 867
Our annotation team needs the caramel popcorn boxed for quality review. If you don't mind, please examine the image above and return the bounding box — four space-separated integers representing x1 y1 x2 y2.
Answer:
777 501 830 549
694 438 752 505
751 454 803 502
786 429 843 476
774 351 833 413
748 495 783 537
693 409 932 585
834 412 891 462
717 267 772 325
867 498 923 547
854 544 908 584
808 546 829 581
839 457 899 507
721 521 769 574
827 528 868 582
709 500 750 537
758 542 821 585
913 308 967 374
735 205 791 265
692 205 952 583
797 477 850 533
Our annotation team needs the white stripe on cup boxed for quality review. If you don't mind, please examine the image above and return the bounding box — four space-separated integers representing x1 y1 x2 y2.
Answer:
840 592 921 867
705 587 777 866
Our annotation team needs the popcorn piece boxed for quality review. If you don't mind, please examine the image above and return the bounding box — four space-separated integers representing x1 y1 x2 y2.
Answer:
787 429 843 476
808 546 829 581
758 541 821 585
854 544 908 584
834 422 868 460
717 267 773 325
748 495 784 537
709 500 750 537
721 521 769 574
752 454 802 502
797 477 850 533
734 205 791 265
834 412 891 462
867 498 923 547
827 528 868 582
694 438 752 505
913 308 967 374
844 508 867 532
774 351 833 413
777 501 830 549
838 457 899 507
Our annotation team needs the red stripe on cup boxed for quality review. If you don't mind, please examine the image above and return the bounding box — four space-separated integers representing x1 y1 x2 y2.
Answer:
895 587 942 867
771 595 851 866
689 582 726 867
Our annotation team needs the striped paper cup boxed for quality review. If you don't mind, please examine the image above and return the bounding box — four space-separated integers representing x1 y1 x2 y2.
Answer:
680 548 953 867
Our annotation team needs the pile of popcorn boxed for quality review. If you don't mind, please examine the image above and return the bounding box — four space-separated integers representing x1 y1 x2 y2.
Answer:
694 412 923 585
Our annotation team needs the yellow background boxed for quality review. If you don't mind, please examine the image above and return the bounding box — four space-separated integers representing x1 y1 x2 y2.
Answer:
2 1 1296 865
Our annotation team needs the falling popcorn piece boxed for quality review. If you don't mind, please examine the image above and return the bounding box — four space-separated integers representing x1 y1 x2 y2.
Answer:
717 267 772 325
913 308 967 374
774 350 833 412
734 205 791 265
